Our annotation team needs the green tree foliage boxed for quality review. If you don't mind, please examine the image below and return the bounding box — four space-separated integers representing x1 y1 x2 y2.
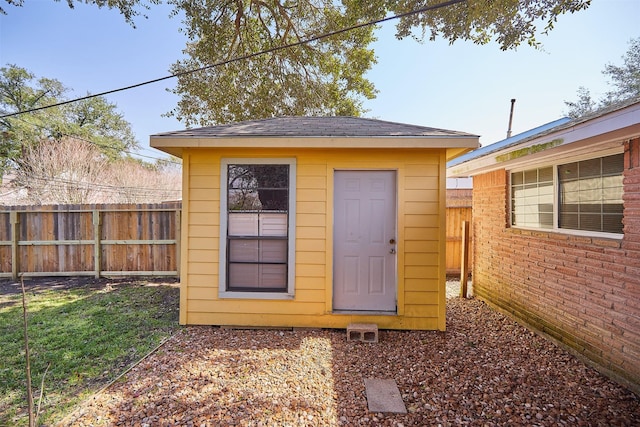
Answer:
0 65 65 174
2 1 593 127
389 0 590 50
603 37 640 103
166 0 591 126
0 65 138 177
565 37 640 118
165 0 379 126
3 0 592 48
564 86 596 118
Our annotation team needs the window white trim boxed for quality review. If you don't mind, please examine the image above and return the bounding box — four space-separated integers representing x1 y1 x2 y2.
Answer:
509 150 624 238
219 158 296 300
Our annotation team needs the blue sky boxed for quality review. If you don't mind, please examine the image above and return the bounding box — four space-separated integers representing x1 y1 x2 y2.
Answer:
1 0 639 161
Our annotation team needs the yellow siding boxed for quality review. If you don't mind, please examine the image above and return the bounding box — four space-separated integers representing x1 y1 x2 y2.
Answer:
180 148 448 330
405 278 439 292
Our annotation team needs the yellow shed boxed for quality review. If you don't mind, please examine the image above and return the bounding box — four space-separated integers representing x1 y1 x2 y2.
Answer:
151 117 478 330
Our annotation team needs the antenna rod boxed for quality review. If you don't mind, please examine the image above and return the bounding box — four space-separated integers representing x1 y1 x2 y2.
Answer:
507 98 516 138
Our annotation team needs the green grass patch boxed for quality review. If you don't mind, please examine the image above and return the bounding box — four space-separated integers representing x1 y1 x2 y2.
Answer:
0 280 179 426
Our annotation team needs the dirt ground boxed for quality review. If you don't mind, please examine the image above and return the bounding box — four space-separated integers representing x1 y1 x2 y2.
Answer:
5 276 638 426
63 297 639 426
0 275 179 296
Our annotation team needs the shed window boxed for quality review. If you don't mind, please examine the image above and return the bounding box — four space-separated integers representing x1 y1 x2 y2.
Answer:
220 159 296 298
510 153 623 235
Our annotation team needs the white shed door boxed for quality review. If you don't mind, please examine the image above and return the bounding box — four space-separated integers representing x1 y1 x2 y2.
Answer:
333 171 397 311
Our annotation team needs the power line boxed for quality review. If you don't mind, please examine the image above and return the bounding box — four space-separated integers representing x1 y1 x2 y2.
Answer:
0 0 467 119
1 118 181 204
9 114 182 165
10 173 181 197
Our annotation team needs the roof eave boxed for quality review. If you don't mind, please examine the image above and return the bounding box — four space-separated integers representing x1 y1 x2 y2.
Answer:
150 136 480 158
447 102 640 178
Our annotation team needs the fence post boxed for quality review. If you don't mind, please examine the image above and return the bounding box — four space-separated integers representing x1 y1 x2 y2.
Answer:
11 211 20 280
93 210 101 278
175 209 181 277
459 220 470 298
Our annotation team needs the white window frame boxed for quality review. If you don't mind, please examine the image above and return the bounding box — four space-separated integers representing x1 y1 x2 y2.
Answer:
219 158 296 300
509 149 624 239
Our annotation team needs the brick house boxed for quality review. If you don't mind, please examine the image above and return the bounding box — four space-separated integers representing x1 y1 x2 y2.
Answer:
447 99 640 393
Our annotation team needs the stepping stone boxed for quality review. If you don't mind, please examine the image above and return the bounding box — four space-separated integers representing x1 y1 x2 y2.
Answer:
364 378 407 413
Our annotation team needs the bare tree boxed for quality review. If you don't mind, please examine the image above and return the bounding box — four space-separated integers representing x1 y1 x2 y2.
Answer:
16 137 109 204
9 137 181 205
104 158 182 203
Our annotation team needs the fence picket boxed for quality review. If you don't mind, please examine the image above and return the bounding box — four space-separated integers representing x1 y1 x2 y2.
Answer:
0 202 180 279
1 201 471 279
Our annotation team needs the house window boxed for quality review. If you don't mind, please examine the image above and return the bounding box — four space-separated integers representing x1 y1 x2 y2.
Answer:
220 159 296 298
510 153 624 235
558 154 624 233
511 167 554 229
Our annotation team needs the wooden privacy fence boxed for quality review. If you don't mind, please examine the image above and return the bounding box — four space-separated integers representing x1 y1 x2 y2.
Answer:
1 201 469 280
0 202 181 279
445 206 473 275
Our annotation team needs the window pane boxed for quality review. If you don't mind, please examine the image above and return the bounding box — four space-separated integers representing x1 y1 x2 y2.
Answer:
228 165 288 211
229 239 287 264
259 213 288 236
579 213 602 231
512 171 524 185
538 167 553 183
560 180 579 205
259 265 287 288
603 203 623 214
229 240 259 262
524 170 538 184
559 162 578 181
580 158 601 178
603 153 624 175
603 214 624 233
228 263 259 288
260 240 287 263
558 154 623 234
228 213 258 236
559 212 578 229
539 212 553 227
511 168 554 229
228 213 288 237
228 263 287 290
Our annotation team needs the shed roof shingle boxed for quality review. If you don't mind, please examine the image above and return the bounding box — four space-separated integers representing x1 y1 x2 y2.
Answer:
151 116 477 139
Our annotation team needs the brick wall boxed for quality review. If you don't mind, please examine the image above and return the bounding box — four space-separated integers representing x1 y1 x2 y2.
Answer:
471 137 640 393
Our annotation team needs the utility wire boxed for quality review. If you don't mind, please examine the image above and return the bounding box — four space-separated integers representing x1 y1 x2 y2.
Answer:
9 114 182 165
0 0 467 119
11 173 180 197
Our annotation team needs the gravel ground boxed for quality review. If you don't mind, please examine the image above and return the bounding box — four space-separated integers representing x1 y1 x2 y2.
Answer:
63 281 639 426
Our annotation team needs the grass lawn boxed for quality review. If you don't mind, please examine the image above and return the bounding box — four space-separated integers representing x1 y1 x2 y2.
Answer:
0 278 180 426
